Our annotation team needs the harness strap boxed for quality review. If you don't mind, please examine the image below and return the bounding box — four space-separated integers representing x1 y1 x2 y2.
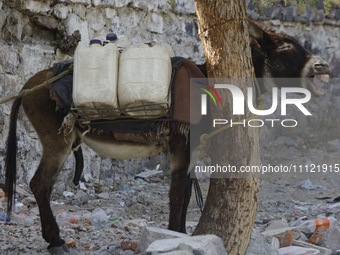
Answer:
193 77 264 213
197 78 264 165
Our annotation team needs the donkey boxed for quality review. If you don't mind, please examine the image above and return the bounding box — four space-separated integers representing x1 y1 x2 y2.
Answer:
4 21 329 253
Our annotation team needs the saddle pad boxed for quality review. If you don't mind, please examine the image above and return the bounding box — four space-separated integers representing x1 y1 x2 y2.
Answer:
88 118 166 133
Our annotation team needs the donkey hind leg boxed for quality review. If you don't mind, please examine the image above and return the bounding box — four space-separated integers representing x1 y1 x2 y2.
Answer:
168 134 192 233
29 139 74 253
72 147 84 186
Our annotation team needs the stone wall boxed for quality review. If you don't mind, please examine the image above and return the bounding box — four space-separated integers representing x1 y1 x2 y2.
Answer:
0 0 339 186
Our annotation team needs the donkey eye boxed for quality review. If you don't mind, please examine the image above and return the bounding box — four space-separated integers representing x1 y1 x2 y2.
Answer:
278 43 292 51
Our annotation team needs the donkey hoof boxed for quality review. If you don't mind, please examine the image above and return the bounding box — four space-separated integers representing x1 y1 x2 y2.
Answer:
47 244 69 254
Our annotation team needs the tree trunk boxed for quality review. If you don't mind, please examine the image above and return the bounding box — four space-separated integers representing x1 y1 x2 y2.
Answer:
193 1 260 255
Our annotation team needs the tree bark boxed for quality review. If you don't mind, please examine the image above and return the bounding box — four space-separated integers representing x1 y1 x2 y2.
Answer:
193 1 260 254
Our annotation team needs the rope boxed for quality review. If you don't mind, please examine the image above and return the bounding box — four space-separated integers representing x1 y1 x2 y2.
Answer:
197 79 264 165
0 64 73 105
193 178 204 213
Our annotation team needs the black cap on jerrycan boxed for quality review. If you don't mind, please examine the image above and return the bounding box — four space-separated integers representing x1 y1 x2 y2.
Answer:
90 39 102 45
106 33 118 42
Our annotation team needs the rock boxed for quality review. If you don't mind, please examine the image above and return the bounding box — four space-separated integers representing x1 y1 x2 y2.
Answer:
0 43 19 74
146 235 227 255
321 225 340 252
86 9 106 31
278 246 320 255
266 219 290 231
52 4 69 19
326 202 340 214
92 0 115 7
106 207 127 218
136 192 152 205
63 191 74 198
185 221 198 235
22 1 50 14
149 177 162 183
97 192 110 200
90 208 108 229
139 227 188 252
57 0 91 5
16 186 30 197
64 13 89 46
326 139 339 152
157 251 193 255
20 45 49 79
113 0 133 8
270 19 281 26
173 0 196 14
35 16 58 30
246 238 279 255
246 228 279 255
73 190 88 205
79 182 87 192
120 241 139 252
21 197 36 206
145 12 165 34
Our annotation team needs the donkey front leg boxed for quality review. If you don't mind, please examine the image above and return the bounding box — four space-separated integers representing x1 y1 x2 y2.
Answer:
29 143 74 253
168 134 192 233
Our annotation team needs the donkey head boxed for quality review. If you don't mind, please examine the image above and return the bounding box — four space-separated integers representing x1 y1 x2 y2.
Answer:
249 21 330 97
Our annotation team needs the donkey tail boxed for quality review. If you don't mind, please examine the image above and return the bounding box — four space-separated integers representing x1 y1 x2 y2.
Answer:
5 97 22 216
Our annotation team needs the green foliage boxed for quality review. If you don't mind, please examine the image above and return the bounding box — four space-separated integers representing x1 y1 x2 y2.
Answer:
168 0 176 9
254 0 338 15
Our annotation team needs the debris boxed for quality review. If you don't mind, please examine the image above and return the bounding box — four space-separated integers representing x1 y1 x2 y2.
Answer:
292 205 309 211
299 179 316 190
298 218 335 234
280 230 294 247
0 189 5 198
293 240 332 255
275 189 286 193
65 239 77 248
316 195 332 200
124 219 148 230
307 225 328 245
56 212 82 224
261 227 297 236
150 177 162 183
326 195 340 203
121 240 139 252
135 169 163 180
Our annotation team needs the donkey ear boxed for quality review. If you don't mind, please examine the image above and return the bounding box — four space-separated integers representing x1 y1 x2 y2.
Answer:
248 20 265 41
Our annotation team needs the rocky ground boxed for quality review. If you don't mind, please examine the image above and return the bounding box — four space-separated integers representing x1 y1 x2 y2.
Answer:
1 135 340 254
